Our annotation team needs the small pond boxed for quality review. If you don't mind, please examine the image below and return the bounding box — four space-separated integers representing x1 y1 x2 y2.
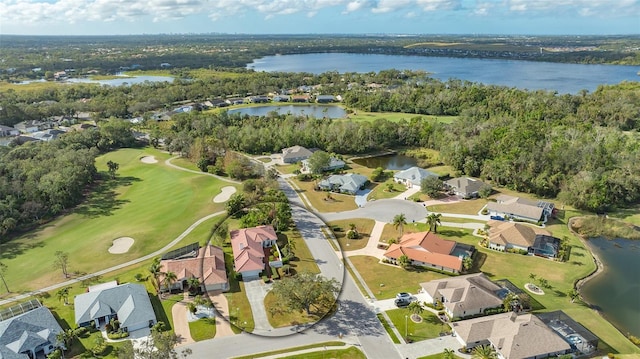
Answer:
226 105 346 119
352 154 418 170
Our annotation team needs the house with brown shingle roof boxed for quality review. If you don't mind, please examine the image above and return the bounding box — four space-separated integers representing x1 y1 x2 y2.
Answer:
487 221 560 258
159 244 229 293
420 273 503 319
383 232 474 274
230 225 282 280
444 177 487 198
450 312 572 358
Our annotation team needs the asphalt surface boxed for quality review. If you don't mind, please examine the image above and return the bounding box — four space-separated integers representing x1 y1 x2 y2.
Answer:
320 198 429 223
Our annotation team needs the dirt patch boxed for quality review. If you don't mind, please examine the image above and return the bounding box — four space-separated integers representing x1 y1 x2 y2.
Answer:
109 237 134 254
140 156 158 164
213 186 236 203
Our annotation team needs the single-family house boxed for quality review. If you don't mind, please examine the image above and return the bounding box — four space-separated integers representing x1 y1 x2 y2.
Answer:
393 167 439 189
316 95 336 103
318 174 368 195
272 95 290 102
450 312 571 358
159 243 229 293
384 231 474 274
29 129 66 142
292 95 309 103
444 177 487 198
230 225 282 281
225 98 245 106
160 63 171 68
0 300 64 359
74 282 157 332
13 121 46 134
487 220 559 258
203 99 228 108
0 125 19 137
485 195 554 223
537 311 599 355
281 145 314 164
301 157 346 173
249 96 270 103
420 273 503 318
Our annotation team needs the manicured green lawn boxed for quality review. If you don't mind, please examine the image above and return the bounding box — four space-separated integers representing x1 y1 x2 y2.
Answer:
345 111 458 124
439 216 487 224
0 147 233 293
327 218 376 251
427 199 487 215
377 313 401 344
418 352 464 359
291 178 359 212
387 309 444 342
275 347 366 359
232 342 348 359
275 163 300 174
367 179 406 201
188 317 216 341
379 222 428 243
349 256 447 299
169 156 200 171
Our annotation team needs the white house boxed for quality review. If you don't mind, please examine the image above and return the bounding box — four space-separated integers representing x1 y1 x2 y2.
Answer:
393 167 438 189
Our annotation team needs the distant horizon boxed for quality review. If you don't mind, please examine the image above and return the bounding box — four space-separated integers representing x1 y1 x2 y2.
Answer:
1 0 638 36
1 33 639 38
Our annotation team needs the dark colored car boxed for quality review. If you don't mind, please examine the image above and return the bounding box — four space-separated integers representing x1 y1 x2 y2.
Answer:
394 298 411 308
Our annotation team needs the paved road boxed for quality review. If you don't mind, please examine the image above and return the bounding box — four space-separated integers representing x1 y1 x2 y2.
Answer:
320 198 429 223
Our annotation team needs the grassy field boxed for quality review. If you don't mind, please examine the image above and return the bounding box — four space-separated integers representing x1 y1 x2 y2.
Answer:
232 342 350 359
349 256 447 299
0 148 234 293
344 111 458 124
387 309 444 342
291 178 359 212
327 218 376 251
274 163 300 175
188 317 216 341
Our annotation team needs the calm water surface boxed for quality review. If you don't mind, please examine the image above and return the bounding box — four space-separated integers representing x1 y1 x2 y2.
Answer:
227 105 346 119
248 53 640 94
352 154 418 170
580 237 640 337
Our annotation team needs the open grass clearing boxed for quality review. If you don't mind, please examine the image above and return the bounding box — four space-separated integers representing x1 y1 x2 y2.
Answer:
439 216 487 224
275 163 300 175
0 148 232 293
327 218 376 252
349 255 447 300
188 317 216 341
291 178 359 212
344 111 458 124
367 179 406 201
427 199 487 215
387 308 444 342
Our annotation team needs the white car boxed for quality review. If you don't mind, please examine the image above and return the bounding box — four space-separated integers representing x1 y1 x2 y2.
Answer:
396 292 412 300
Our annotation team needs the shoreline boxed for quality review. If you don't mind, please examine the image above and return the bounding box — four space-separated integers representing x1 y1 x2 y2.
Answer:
568 216 635 340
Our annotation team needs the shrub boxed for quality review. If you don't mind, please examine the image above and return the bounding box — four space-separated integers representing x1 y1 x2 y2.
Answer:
481 208 489 215
346 229 359 239
134 273 145 281
262 275 270 283
74 327 89 337
107 331 130 339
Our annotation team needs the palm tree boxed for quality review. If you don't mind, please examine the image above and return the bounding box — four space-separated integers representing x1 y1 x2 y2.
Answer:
393 213 407 238
186 277 201 295
472 345 498 359
462 256 474 272
398 254 411 269
407 301 424 321
568 289 580 303
162 271 178 293
443 348 456 359
149 257 162 292
56 287 70 305
426 213 442 233
56 328 76 349
528 273 537 282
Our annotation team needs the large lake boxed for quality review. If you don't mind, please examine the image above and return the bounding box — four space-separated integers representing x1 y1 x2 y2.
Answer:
580 237 640 337
248 53 640 94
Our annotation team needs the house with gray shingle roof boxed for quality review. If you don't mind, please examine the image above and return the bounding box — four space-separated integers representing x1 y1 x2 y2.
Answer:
318 174 368 195
393 167 438 189
74 282 156 333
444 177 487 198
0 302 63 359
281 145 313 164
450 312 572 358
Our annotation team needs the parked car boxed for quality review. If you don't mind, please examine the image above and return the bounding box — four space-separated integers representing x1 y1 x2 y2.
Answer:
396 292 412 300
394 298 411 308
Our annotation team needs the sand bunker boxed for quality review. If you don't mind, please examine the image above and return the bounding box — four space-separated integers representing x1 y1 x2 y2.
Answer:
213 186 237 203
109 237 134 254
140 156 158 164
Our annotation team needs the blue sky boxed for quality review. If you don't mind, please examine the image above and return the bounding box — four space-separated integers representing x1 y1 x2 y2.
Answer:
0 0 639 36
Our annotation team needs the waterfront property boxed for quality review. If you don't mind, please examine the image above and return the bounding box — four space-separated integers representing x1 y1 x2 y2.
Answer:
450 312 572 359
383 231 474 274
316 95 336 103
230 225 282 281
537 311 599 356
444 177 487 198
487 221 560 258
74 282 157 332
393 166 438 189
485 195 555 223
419 273 503 318
317 173 369 195
159 243 229 292
0 300 64 359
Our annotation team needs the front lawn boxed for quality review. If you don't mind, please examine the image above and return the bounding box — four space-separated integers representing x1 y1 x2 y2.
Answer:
327 218 376 251
367 179 406 201
427 199 487 215
188 317 216 341
387 308 444 342
291 178 359 212
349 256 447 299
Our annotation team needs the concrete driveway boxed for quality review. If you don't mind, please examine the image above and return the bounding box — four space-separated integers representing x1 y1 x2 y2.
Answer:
242 279 274 334
320 198 428 223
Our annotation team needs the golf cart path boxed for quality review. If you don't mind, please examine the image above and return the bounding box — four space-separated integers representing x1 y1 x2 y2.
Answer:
0 210 227 306
165 156 241 184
